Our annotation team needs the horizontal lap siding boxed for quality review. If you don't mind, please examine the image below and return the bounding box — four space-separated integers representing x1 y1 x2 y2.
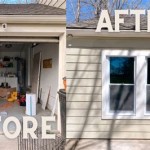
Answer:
67 124 150 132
67 87 102 94
66 55 101 63
66 48 150 139
67 71 101 79
67 79 102 87
66 48 102 55
67 117 150 125
67 102 101 109
67 132 150 139
67 110 101 117
67 63 101 71
67 94 101 102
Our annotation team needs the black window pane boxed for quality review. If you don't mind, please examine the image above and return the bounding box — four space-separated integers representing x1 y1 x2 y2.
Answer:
110 85 134 111
110 57 134 84
147 86 150 111
147 58 150 84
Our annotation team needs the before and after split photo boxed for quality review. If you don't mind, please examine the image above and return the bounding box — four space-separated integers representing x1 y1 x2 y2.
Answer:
0 0 150 150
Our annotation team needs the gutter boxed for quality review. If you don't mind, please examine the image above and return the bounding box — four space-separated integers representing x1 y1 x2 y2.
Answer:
67 28 150 38
0 15 66 24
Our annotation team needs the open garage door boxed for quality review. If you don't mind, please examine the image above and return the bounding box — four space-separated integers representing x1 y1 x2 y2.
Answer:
0 37 59 43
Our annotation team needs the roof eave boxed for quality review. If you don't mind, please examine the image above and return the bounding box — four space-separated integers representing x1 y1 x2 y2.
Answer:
67 28 150 38
0 15 66 24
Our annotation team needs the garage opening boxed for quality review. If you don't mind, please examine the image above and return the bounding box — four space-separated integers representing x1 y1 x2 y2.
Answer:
0 42 59 131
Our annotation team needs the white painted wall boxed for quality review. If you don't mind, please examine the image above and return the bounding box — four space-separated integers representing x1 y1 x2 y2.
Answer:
33 43 59 114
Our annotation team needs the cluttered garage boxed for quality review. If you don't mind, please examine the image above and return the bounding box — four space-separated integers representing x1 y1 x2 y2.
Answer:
0 4 66 132
0 42 59 119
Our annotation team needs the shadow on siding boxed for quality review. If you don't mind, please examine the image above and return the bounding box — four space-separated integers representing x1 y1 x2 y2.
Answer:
65 49 146 150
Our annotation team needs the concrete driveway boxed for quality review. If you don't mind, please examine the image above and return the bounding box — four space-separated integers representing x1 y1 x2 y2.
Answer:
0 135 17 150
65 139 150 150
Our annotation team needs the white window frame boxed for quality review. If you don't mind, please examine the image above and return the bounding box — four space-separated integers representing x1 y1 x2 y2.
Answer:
102 50 150 119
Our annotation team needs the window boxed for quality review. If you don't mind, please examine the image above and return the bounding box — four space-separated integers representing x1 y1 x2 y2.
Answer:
109 57 134 112
102 50 150 119
147 58 150 112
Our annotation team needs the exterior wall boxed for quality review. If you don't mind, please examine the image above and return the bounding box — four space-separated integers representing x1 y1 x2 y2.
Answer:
34 43 59 114
66 37 150 139
0 21 65 41
67 37 150 49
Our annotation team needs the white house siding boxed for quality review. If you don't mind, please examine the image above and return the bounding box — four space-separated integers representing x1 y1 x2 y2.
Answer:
66 37 150 139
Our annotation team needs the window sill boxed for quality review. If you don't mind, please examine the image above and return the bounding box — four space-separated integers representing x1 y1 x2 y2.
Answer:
102 114 150 120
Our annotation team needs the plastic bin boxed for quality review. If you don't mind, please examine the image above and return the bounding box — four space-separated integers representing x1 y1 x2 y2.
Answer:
26 93 36 116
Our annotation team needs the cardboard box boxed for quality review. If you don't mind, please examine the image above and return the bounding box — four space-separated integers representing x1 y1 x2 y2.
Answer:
0 88 16 99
